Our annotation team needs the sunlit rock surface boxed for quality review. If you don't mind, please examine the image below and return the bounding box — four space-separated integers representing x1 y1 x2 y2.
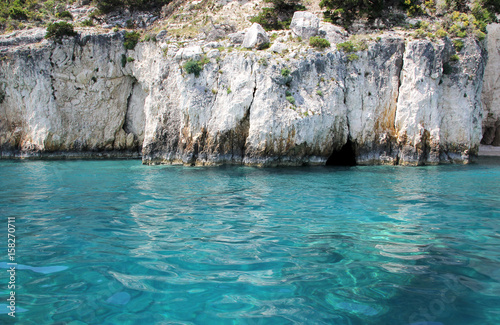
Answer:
0 21 495 166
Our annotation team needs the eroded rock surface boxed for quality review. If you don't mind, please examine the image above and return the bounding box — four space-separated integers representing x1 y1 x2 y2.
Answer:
482 23 500 146
242 23 270 50
0 22 493 166
290 12 320 40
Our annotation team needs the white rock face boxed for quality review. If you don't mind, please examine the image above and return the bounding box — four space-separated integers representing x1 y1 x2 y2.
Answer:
395 39 484 164
0 31 143 157
269 42 287 54
481 23 500 146
228 31 245 45
175 45 203 61
318 22 347 45
345 37 405 165
242 23 270 50
290 12 320 40
0 28 491 165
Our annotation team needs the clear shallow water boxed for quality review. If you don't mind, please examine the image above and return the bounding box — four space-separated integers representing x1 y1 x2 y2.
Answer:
1 160 500 325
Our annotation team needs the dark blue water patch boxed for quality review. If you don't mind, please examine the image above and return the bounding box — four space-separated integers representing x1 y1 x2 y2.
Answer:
0 160 499 324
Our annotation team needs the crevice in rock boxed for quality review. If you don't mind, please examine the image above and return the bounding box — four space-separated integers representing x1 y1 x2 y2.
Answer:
417 129 430 165
393 41 406 164
71 36 79 62
326 138 357 166
481 123 500 146
345 104 351 145
394 41 405 131
209 59 221 113
122 77 147 152
122 78 137 134
236 106 251 163
48 50 57 101
239 60 257 163
189 128 208 166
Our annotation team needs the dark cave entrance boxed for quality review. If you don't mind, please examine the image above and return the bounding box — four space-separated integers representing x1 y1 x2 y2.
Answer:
325 139 356 166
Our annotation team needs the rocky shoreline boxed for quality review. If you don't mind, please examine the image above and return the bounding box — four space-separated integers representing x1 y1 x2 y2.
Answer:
0 13 499 166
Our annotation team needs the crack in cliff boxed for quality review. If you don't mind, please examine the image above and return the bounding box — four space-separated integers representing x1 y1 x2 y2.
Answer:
204 59 221 165
0 83 10 144
343 82 351 145
209 60 221 113
239 60 257 163
48 49 57 101
122 77 137 134
71 36 78 62
393 41 406 166
394 42 405 132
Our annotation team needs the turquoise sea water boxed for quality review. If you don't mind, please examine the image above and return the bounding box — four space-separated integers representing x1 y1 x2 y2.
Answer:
1 160 500 325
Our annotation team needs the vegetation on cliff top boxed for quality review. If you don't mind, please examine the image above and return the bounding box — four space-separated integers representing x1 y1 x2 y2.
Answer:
1 0 75 31
45 21 76 42
0 0 170 32
0 0 499 41
94 0 170 14
320 0 498 29
250 0 306 31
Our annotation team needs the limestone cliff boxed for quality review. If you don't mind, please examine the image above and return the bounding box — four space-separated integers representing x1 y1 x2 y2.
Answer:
0 22 493 166
482 24 500 147
0 30 141 158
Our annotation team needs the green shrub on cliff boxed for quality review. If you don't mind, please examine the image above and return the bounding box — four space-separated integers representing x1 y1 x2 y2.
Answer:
9 6 28 20
56 10 73 20
183 59 204 77
95 0 171 14
45 22 77 42
320 0 385 25
472 2 495 31
309 36 331 49
81 19 94 27
320 0 498 29
250 0 306 31
281 67 291 77
0 0 173 32
436 28 448 38
124 31 140 50
337 36 369 52
452 39 464 51
475 29 486 40
403 0 424 16
336 41 355 52
347 53 359 61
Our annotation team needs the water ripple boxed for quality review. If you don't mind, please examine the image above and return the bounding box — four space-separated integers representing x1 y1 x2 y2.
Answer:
1 161 500 324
